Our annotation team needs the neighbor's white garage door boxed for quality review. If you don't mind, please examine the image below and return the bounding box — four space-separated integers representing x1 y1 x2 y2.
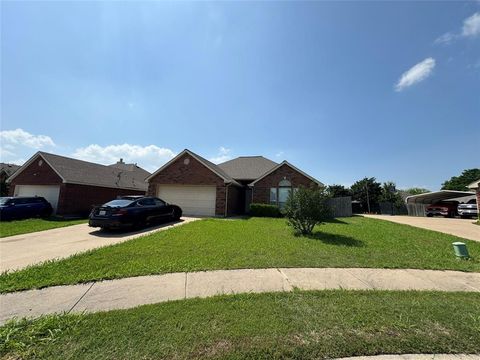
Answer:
14 185 61 212
157 185 216 217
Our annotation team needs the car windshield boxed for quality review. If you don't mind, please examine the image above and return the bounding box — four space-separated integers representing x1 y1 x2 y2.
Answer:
0 198 11 205
103 199 133 207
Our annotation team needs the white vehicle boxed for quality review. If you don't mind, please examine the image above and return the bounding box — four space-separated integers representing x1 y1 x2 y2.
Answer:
457 199 478 219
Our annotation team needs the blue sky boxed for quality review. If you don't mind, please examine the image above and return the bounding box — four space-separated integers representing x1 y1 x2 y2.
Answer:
1 1 479 190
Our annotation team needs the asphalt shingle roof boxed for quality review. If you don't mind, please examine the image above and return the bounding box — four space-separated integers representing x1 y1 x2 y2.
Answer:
186 151 239 184
218 156 278 181
38 152 150 191
0 163 21 177
108 162 151 180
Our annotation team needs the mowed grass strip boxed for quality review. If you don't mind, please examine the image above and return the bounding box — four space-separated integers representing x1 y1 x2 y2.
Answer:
0 218 86 238
1 290 480 359
1 216 479 293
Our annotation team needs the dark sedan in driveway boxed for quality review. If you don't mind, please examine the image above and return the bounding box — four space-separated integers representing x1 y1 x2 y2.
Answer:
0 196 53 221
89 196 182 230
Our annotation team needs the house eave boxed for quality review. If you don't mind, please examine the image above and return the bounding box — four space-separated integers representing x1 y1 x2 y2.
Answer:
248 161 323 187
6 152 66 184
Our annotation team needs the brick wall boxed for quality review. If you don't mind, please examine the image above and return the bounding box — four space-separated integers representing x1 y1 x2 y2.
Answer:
9 155 62 194
147 153 227 216
252 164 317 204
57 183 144 216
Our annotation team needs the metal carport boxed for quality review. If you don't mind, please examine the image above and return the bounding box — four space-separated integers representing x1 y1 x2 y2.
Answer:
405 190 476 217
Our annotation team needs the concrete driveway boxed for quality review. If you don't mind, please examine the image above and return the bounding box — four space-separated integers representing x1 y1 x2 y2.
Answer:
0 217 199 272
364 215 480 242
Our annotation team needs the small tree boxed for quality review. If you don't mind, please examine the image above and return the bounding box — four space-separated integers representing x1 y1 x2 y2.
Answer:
326 184 352 198
379 181 405 215
350 177 382 213
380 182 402 204
283 186 331 235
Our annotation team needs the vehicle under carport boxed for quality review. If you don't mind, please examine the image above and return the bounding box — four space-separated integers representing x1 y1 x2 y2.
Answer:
405 190 476 217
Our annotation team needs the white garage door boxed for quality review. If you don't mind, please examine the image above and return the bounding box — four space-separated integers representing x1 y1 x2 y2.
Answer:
157 185 216 217
14 185 61 212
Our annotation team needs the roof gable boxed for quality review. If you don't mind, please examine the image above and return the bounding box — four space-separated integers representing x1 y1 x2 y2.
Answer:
146 149 240 186
0 163 21 177
248 161 323 187
218 156 278 180
468 179 480 190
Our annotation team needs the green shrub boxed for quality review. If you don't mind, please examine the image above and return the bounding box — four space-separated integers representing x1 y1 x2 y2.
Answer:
284 187 331 235
249 203 282 217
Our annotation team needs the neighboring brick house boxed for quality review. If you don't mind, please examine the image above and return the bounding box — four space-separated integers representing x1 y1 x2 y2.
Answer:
468 179 480 220
1 163 20 196
7 152 149 216
146 149 322 217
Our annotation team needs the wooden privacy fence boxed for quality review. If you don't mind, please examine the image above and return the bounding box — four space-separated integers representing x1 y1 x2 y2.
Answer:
379 202 408 215
328 196 352 218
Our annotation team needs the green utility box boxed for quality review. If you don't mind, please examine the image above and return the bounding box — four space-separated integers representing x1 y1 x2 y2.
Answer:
452 242 470 259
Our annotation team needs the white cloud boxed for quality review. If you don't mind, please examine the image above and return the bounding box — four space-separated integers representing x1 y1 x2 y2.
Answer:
434 32 456 45
0 128 55 149
72 144 176 172
395 58 436 92
462 12 480 37
0 128 55 164
209 146 232 164
434 12 480 45
275 151 284 158
0 148 15 159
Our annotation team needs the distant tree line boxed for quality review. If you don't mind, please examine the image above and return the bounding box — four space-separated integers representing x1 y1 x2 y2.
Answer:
441 169 480 192
325 168 480 214
326 178 406 214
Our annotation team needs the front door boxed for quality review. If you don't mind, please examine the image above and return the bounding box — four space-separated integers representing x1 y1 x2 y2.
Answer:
244 188 252 214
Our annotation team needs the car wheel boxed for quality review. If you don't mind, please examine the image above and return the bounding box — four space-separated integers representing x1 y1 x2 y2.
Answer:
172 208 182 221
41 210 52 219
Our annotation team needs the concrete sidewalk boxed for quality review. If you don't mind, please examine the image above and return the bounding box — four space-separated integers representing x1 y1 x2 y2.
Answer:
1 267 479 324
0 217 199 272
363 215 480 242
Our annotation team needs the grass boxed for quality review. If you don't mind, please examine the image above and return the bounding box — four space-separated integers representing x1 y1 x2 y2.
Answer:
0 218 86 238
1 290 479 359
1 216 479 293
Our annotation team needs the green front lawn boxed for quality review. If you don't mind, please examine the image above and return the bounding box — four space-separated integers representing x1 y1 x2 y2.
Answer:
2 290 479 359
1 217 479 293
0 218 86 238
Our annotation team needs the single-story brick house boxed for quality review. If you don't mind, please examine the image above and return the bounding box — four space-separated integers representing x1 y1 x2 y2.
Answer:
146 149 322 217
7 152 150 216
